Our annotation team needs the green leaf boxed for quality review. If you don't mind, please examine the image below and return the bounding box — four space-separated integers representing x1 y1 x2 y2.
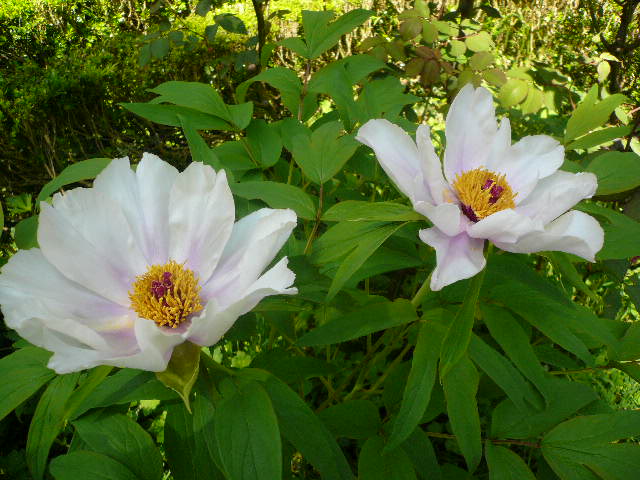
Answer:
291 121 359 184
442 355 482 472
0 347 54 422
313 221 388 264
564 86 627 142
544 443 640 480
469 51 494 70
263 375 353 480
322 201 423 222
490 378 597 439
150 38 169 58
179 116 221 169
358 435 417 480
156 341 200 412
236 67 303 117
196 0 212 16
386 320 444 452
151 81 228 117
482 305 549 399
138 43 151 67
214 380 281 480
521 88 544 115
121 103 230 130
165 396 226 480
74 369 177 418
215 13 247 34
251 349 337 384
279 37 310 58
357 77 419 121
37 158 111 203
542 413 640 480
49 451 139 480
566 125 632 151
231 181 316 220
586 151 640 195
543 411 640 446
499 79 528 108
26 373 80 480
485 444 536 480
297 299 416 346
326 222 405 300
317 400 381 439
469 334 538 411
465 31 493 52
205 24 218 42
303 9 372 59
73 412 163 480
14 215 38 249
150 81 253 129
439 268 485 379
400 428 441 480
577 202 640 260
245 119 283 167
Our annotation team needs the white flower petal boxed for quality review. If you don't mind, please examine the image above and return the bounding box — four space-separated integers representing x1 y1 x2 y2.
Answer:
494 210 604 262
515 171 597 224
0 249 127 325
38 190 146 306
467 209 543 243
444 85 499 183
200 208 297 306
356 119 428 203
105 317 184 372
414 201 463 236
168 163 235 283
419 227 486 291
94 154 179 265
416 124 450 204
186 257 296 346
498 135 564 202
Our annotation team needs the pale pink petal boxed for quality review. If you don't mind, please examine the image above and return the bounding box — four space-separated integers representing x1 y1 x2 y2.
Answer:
356 119 428 203
186 257 296 346
494 210 604 262
419 227 486 291
416 124 451 204
38 190 146 306
414 201 464 237
467 209 543 243
168 163 235 283
515 171 597 224
200 208 296 306
443 85 499 183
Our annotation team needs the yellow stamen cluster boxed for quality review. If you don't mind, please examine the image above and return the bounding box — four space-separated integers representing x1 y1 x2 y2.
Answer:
452 168 516 220
129 260 203 328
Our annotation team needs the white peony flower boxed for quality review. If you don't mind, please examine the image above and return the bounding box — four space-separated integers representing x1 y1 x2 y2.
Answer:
0 154 297 373
356 84 604 291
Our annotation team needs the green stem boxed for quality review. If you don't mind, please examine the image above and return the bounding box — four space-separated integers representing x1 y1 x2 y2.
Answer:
411 272 432 308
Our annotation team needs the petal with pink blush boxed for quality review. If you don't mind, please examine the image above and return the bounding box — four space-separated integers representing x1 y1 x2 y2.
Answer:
419 227 486 291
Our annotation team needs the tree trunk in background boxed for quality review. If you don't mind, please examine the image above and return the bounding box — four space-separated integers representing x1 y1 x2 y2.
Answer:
458 0 475 19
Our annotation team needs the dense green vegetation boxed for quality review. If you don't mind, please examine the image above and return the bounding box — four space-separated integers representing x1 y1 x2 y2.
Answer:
1 0 640 479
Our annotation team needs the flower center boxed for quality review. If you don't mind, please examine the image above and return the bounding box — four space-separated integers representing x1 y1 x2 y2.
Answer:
129 260 203 328
452 168 516 222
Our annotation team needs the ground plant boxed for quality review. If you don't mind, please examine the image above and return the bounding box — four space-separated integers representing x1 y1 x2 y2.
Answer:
1 1 640 479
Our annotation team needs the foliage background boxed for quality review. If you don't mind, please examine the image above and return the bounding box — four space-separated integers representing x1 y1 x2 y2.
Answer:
1 0 640 479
